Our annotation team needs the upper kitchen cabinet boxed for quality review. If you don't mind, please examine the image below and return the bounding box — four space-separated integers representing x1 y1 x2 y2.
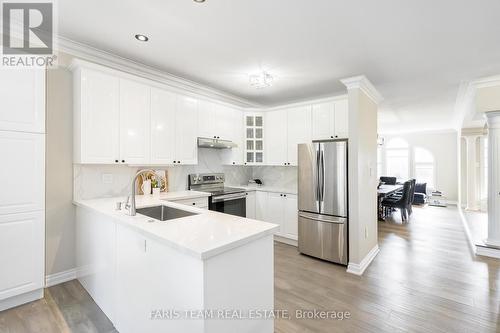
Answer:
221 108 244 165
73 67 120 164
197 100 217 139
150 88 176 165
119 79 151 165
175 96 198 165
311 98 349 140
244 113 264 165
264 110 287 166
287 106 312 166
0 68 45 133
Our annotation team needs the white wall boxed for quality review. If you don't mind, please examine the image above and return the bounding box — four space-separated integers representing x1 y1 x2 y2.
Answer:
46 66 76 275
381 131 459 202
347 87 379 268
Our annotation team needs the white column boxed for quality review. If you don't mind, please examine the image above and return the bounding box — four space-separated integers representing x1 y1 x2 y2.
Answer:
485 111 500 247
464 135 480 211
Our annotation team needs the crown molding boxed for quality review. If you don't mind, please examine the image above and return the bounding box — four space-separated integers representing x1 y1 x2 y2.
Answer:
263 93 348 112
340 75 383 104
56 35 260 109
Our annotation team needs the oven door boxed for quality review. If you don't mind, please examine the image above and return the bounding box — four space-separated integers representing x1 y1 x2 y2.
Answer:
209 193 247 217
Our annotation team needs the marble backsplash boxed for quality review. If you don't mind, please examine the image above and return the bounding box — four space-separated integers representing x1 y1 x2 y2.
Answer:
73 148 253 200
250 166 298 192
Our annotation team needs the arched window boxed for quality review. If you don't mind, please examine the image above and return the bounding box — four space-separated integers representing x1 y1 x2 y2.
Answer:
414 147 435 187
385 138 409 179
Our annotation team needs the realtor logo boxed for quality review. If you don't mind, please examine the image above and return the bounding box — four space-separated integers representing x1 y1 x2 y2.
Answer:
1 1 56 67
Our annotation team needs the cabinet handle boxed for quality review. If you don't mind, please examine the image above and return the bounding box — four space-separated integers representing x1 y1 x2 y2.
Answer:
121 160 125 163
280 194 283 197
232 162 235 165
335 135 339 138
177 161 181 164
213 136 216 139
284 194 287 197
192 203 196 205
115 160 119 163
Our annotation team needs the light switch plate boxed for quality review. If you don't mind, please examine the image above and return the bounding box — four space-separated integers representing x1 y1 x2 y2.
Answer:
102 173 113 184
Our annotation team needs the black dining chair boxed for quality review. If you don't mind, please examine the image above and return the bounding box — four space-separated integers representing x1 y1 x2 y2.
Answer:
380 176 397 185
381 180 412 222
388 179 416 215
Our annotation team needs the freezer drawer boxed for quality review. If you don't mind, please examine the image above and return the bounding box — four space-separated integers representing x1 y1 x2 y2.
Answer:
298 212 347 265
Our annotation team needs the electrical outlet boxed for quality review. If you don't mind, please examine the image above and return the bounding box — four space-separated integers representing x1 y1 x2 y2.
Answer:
102 173 113 184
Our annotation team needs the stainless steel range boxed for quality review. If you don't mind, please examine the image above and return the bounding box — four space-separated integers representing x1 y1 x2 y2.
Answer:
188 173 246 217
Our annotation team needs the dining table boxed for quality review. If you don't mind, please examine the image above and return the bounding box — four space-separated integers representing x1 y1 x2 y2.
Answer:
377 184 403 221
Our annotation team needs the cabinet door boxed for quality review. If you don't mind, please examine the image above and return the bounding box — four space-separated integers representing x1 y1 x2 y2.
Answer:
80 69 120 164
150 88 176 165
0 131 44 215
255 191 268 221
265 110 287 166
283 194 298 240
245 191 256 219
287 106 312 166
312 101 335 140
216 105 234 141
334 99 348 138
0 68 45 133
175 96 198 165
222 109 244 165
115 224 149 333
0 211 44 301
119 79 151 164
266 192 284 235
197 100 217 139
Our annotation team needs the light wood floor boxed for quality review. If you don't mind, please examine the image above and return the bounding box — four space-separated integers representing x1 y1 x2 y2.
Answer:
1 206 499 333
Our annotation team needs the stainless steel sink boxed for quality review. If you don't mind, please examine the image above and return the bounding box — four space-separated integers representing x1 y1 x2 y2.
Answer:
136 205 199 221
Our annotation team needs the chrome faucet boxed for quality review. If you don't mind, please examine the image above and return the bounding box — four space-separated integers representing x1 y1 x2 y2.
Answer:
124 169 156 216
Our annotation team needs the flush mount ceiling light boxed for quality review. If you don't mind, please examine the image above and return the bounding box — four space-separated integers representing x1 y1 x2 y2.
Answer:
134 34 149 42
249 71 274 89
193 0 206 2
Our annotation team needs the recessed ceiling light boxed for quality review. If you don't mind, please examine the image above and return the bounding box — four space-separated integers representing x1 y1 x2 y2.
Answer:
135 34 149 42
249 71 274 89
193 0 206 2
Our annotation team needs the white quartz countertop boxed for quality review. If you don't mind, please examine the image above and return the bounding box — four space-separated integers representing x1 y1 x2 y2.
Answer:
229 185 298 195
150 190 210 201
73 193 279 260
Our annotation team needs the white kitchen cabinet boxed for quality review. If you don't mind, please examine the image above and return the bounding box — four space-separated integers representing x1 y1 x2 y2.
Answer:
266 192 285 233
197 99 218 139
222 108 244 165
287 106 312 166
312 101 335 140
175 96 198 165
0 211 44 304
150 88 177 165
119 79 151 165
264 110 287 166
311 99 349 140
0 68 45 133
253 191 298 241
0 131 45 215
216 105 235 141
73 68 120 164
282 194 298 240
244 113 264 165
255 191 268 221
245 191 256 219
334 99 349 138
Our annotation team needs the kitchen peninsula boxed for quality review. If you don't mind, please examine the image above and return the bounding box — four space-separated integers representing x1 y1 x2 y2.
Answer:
74 192 278 333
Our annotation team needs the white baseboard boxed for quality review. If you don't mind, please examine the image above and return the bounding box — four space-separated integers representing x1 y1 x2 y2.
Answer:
347 244 379 276
476 245 500 259
45 268 77 288
274 235 298 247
0 289 43 312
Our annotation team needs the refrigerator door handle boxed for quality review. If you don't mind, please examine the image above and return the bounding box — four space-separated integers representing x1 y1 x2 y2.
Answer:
316 147 321 211
320 146 326 205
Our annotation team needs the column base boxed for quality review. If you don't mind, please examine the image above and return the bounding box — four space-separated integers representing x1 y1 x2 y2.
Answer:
484 238 500 249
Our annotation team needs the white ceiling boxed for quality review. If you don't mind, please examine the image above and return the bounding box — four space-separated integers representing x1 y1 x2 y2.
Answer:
58 0 500 132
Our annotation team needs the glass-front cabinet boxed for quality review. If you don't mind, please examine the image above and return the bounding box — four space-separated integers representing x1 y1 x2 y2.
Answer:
244 113 264 165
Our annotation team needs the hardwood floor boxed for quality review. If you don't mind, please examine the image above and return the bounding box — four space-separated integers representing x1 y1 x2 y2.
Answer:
1 206 499 332
275 206 500 332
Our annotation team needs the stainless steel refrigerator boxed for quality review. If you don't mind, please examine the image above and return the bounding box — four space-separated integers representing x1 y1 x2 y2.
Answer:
298 140 348 265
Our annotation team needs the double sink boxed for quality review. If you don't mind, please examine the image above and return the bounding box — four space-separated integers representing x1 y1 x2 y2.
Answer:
136 205 199 221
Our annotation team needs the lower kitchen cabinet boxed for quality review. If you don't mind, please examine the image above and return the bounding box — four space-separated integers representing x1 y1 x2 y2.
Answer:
245 191 256 219
254 191 298 242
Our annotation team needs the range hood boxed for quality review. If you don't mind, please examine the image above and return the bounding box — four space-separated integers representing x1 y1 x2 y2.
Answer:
197 137 237 149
